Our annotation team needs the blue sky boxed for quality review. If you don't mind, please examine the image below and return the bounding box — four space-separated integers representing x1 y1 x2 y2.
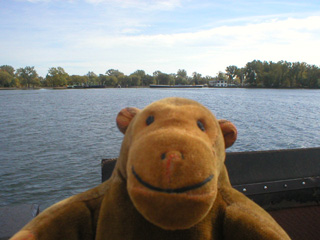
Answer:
1 0 320 77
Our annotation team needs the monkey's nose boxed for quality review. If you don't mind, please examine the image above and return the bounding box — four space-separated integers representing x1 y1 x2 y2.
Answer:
161 151 184 161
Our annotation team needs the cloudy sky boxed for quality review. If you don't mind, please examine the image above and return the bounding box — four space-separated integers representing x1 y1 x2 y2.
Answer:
1 0 319 77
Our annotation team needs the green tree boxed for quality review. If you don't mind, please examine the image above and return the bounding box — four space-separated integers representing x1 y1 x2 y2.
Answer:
217 72 227 80
16 66 39 88
225 65 238 81
175 69 188 85
130 75 141 86
46 67 68 87
106 69 124 78
38 76 45 87
305 64 320 88
130 70 144 86
0 70 13 87
238 60 320 88
169 74 175 85
11 77 21 87
142 74 155 86
105 69 123 86
118 75 131 87
98 74 107 86
0 65 17 87
0 65 15 76
131 70 145 78
235 68 245 85
156 73 171 85
153 70 162 78
278 61 291 87
297 62 308 88
105 76 118 86
288 62 309 88
259 61 283 87
177 69 187 78
131 70 154 86
87 71 98 86
69 75 87 86
244 60 263 87
192 72 202 85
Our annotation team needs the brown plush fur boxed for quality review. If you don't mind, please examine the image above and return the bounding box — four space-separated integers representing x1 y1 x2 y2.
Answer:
11 97 290 240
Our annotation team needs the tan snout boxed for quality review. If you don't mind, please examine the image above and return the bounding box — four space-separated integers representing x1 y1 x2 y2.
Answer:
129 127 215 189
127 128 218 229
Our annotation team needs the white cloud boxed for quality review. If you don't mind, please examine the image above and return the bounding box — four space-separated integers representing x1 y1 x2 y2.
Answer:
85 0 182 10
73 15 319 75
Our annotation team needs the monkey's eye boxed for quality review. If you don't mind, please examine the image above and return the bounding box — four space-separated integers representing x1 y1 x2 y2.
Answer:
197 120 205 131
146 116 154 125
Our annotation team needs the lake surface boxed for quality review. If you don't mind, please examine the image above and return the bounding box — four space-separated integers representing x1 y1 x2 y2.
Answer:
1 88 319 209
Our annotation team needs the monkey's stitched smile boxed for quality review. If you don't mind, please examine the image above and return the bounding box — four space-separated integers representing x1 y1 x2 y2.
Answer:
132 166 213 194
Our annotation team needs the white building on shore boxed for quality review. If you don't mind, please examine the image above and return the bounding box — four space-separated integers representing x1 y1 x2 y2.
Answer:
209 79 228 87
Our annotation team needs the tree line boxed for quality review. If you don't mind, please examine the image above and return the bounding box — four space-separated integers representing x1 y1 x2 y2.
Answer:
226 60 320 88
0 60 319 88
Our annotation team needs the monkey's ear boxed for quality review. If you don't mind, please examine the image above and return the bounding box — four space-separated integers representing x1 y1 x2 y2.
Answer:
116 107 140 134
218 119 237 148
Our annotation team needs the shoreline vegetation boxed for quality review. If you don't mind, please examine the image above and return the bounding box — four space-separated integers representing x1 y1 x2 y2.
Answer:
0 86 320 91
1 60 319 89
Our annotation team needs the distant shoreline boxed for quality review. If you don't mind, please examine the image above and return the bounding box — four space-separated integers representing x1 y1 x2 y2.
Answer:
0 86 319 90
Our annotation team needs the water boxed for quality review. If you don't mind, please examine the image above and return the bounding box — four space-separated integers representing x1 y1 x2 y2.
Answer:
0 88 319 210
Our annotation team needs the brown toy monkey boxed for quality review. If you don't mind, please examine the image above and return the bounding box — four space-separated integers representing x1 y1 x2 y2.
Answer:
11 97 290 240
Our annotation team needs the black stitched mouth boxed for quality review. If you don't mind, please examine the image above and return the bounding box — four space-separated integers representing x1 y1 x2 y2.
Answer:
132 166 213 194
